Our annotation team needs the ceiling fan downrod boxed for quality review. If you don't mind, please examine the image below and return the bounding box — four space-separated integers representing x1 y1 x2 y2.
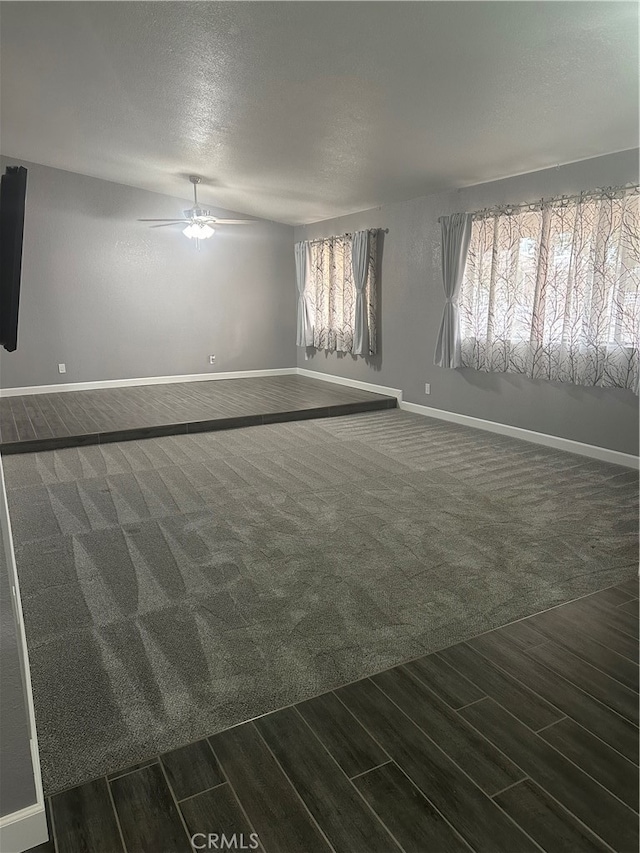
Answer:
189 175 201 207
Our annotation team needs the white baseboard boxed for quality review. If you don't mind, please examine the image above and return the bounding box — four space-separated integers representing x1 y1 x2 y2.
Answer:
0 368 297 397
1 454 47 852
400 400 639 469
296 368 403 402
1 364 635 468
0 803 48 853
299 367 637 468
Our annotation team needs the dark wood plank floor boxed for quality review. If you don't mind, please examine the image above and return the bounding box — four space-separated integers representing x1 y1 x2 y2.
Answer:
31 580 639 853
0 375 396 454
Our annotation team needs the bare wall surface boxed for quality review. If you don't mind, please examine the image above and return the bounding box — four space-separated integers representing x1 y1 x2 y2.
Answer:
296 150 640 456
0 158 295 390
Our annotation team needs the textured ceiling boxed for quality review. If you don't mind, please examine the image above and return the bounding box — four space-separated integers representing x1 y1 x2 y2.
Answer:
1 1 637 225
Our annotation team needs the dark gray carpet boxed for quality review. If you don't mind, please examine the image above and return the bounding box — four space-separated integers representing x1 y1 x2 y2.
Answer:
3 409 637 794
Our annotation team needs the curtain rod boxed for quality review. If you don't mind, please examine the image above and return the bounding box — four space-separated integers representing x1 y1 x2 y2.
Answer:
300 228 388 245
437 183 639 223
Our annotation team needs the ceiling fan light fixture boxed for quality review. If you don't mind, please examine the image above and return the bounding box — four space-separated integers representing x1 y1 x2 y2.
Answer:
139 176 255 241
183 222 215 240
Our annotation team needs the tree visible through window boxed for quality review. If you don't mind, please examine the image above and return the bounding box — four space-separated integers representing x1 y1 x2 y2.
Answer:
459 187 640 393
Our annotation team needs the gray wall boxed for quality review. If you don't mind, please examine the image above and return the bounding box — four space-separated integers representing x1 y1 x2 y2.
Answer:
0 158 295 389
296 150 640 455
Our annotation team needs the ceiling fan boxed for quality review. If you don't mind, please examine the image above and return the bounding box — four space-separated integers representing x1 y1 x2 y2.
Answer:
138 175 256 244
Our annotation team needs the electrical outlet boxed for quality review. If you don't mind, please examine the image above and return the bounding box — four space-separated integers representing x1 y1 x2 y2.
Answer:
58 363 66 374
209 355 216 365
424 383 431 395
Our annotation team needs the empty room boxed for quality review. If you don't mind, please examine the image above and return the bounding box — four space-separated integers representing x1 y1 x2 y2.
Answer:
0 2 638 852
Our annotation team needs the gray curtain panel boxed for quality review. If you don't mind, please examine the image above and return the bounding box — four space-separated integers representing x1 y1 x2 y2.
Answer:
294 241 313 346
351 230 370 356
434 212 473 368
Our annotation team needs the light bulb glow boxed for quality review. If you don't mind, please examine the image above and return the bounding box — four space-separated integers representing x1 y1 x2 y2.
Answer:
183 222 215 240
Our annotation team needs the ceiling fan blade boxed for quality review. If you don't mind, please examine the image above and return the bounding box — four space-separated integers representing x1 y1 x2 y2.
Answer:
150 222 185 229
212 219 258 225
138 218 185 222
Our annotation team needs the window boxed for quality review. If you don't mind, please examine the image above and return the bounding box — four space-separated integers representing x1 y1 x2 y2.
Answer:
459 188 640 393
306 233 378 355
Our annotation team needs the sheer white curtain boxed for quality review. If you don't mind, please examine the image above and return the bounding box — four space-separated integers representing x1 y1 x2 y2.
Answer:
306 232 378 354
459 187 640 394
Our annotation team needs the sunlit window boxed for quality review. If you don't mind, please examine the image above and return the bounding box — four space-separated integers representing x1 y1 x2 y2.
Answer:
458 189 640 392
